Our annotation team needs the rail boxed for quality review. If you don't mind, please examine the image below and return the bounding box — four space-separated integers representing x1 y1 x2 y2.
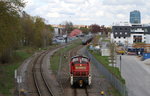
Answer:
32 50 55 96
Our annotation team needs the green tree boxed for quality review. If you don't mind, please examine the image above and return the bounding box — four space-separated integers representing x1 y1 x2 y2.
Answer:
45 25 54 45
0 0 24 63
33 17 53 48
21 11 35 46
33 17 45 47
79 27 89 34
106 27 112 32
20 13 53 48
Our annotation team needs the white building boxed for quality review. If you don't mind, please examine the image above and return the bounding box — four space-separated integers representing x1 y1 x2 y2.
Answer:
111 24 150 45
53 27 64 36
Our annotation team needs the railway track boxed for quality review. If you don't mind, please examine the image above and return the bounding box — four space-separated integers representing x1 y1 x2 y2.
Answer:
55 44 89 96
28 45 68 96
69 45 89 96
25 41 92 96
57 45 84 89
69 45 84 57
32 50 55 96
73 87 89 96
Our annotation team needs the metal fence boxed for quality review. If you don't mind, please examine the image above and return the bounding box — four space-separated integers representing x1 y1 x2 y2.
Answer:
85 50 128 96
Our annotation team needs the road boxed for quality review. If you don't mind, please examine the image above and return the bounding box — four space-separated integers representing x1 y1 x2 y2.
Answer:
116 55 150 96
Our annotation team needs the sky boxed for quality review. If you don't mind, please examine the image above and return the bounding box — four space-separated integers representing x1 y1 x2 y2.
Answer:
24 0 150 26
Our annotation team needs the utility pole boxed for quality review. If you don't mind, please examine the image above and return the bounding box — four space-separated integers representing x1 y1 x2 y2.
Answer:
120 55 122 73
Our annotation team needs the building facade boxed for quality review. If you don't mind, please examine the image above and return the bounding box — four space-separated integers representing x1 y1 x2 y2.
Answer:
130 10 141 24
111 25 150 45
53 27 65 36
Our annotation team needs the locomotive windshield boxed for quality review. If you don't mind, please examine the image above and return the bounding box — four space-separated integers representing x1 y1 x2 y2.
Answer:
81 58 88 62
72 58 78 62
71 56 89 64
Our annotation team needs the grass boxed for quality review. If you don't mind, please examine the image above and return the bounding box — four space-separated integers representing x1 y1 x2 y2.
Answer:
50 41 81 73
15 50 32 60
134 42 145 44
0 44 59 96
102 39 110 42
107 85 121 96
89 50 124 96
0 47 34 96
90 35 125 96
0 63 20 96
89 50 125 84
50 51 60 72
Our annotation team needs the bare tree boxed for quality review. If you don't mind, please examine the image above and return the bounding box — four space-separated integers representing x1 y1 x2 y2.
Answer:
61 21 74 34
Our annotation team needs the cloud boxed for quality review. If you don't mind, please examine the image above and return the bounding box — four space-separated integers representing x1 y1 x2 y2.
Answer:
103 0 145 6
96 11 104 16
62 0 87 4
79 17 90 21
142 15 150 24
59 11 75 15
24 0 150 25
46 12 60 18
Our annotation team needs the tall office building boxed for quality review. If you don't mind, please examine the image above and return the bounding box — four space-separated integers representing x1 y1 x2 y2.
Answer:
130 10 141 24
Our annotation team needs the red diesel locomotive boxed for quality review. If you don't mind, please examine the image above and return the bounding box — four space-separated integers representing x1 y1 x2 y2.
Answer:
70 55 91 87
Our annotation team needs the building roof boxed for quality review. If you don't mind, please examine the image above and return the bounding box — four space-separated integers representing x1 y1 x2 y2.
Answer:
69 29 82 37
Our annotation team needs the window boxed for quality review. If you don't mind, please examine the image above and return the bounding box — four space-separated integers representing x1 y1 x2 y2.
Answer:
120 32 122 35
125 32 127 35
144 29 148 32
72 58 78 62
120 28 122 30
81 58 88 62
125 28 127 30
115 32 117 34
